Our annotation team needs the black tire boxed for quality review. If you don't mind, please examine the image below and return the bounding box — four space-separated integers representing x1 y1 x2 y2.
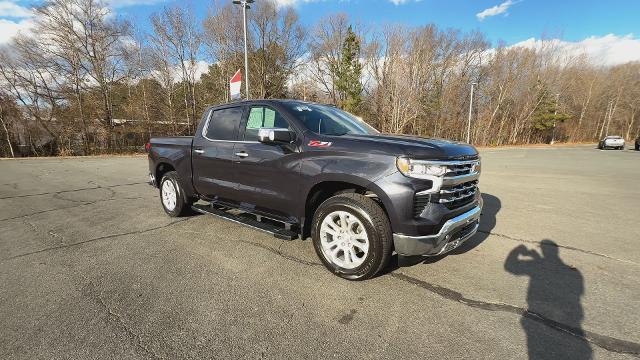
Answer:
159 171 192 217
636 144 639 151
311 193 392 281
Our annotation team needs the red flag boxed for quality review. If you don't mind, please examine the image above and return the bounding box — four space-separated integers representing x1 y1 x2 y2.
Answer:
230 69 242 100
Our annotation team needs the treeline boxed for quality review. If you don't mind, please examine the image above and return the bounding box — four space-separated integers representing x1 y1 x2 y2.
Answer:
0 0 638 157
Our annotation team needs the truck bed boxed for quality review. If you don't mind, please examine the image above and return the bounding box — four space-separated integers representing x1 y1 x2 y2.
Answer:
150 136 194 147
148 136 194 193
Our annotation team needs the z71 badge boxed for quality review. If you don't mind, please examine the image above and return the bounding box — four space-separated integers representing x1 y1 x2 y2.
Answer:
308 140 332 147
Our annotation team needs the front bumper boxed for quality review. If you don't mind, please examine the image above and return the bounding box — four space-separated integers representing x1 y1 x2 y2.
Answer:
148 173 156 187
393 204 482 256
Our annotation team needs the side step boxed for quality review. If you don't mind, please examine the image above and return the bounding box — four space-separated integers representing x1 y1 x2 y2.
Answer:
191 204 298 240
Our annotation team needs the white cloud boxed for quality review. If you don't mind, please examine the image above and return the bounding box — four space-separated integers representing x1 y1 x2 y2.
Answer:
477 0 519 21
191 60 211 81
0 1 34 44
510 34 640 66
0 0 163 44
0 1 32 18
0 17 34 44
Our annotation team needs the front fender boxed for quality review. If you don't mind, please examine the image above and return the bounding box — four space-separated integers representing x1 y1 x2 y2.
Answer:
298 151 399 229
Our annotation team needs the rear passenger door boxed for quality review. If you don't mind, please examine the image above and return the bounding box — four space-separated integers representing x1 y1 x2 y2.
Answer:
192 106 245 202
233 105 302 221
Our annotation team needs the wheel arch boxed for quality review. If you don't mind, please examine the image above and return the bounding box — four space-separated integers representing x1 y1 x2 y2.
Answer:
155 161 176 188
301 176 392 239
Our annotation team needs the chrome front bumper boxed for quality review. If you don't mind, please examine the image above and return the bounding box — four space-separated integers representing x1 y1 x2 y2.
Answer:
393 205 482 257
148 173 156 187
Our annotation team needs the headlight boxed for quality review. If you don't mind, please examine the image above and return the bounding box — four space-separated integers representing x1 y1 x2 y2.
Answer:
396 158 447 179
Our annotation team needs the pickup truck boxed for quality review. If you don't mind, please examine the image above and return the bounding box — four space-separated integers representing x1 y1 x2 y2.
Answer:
147 100 482 280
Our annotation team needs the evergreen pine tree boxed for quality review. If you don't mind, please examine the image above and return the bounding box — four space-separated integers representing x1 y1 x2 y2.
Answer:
532 81 571 137
334 26 363 114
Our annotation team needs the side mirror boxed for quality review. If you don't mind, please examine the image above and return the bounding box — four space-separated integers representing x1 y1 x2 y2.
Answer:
258 128 294 144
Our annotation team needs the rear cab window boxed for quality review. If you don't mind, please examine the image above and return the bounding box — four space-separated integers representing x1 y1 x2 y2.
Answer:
204 107 245 141
243 106 289 141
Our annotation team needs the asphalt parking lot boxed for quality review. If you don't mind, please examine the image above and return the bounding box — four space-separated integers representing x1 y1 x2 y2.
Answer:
1 145 639 359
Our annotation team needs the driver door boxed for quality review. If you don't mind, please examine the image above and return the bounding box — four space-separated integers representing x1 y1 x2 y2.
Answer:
232 105 302 221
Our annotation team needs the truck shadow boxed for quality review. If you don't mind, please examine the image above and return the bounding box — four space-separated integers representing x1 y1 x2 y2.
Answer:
381 192 501 272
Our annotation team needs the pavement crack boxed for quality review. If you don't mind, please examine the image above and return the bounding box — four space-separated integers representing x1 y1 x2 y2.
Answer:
391 272 640 357
238 239 323 267
477 230 639 266
1 218 192 262
0 197 147 222
81 277 163 360
0 181 147 200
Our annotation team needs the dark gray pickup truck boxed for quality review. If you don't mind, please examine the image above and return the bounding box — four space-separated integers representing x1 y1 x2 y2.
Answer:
148 100 482 280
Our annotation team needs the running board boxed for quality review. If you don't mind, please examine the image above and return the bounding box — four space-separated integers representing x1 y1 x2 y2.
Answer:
191 204 298 240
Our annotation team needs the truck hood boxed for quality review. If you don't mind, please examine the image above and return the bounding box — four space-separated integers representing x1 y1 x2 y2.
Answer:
342 133 478 159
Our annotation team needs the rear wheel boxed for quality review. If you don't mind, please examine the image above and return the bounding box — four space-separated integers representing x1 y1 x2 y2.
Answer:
311 193 392 280
159 171 192 217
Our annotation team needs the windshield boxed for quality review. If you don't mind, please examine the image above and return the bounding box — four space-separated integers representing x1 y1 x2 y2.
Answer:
284 102 379 136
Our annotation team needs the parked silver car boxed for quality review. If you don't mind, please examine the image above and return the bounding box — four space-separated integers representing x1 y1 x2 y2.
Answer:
598 136 625 150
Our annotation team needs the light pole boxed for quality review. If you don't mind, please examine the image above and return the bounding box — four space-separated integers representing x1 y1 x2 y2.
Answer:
551 93 560 144
466 82 476 144
233 0 253 100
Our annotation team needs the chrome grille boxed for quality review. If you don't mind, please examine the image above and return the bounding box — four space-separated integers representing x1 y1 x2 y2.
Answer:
445 163 475 177
412 159 480 217
438 180 478 209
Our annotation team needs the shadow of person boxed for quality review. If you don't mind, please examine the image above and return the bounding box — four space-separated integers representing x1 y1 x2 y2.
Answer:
505 240 592 359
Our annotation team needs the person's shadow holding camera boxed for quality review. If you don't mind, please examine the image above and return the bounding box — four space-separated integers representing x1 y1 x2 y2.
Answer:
505 240 592 359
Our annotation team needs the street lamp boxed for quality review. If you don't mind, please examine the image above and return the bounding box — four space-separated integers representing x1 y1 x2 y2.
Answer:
551 93 560 144
233 0 253 100
466 82 477 144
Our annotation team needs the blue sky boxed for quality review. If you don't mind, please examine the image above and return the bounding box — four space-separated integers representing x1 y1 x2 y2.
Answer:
113 0 640 45
2 0 640 64
293 0 639 45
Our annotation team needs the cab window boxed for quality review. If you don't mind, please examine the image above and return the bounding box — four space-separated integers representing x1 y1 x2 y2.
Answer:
205 107 244 141
243 106 289 141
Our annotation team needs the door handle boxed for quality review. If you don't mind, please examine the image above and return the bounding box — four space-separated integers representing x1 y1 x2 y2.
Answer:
235 152 249 158
194 149 204 154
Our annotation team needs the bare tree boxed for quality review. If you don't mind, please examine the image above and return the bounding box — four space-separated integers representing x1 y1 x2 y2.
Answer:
151 6 202 133
2 4 640 157
0 93 16 157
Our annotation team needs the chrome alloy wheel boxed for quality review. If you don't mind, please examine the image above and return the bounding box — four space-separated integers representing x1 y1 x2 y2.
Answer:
319 210 370 269
161 179 177 211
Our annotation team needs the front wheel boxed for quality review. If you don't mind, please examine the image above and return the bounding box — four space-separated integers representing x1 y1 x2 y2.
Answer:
159 171 192 217
311 193 392 280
